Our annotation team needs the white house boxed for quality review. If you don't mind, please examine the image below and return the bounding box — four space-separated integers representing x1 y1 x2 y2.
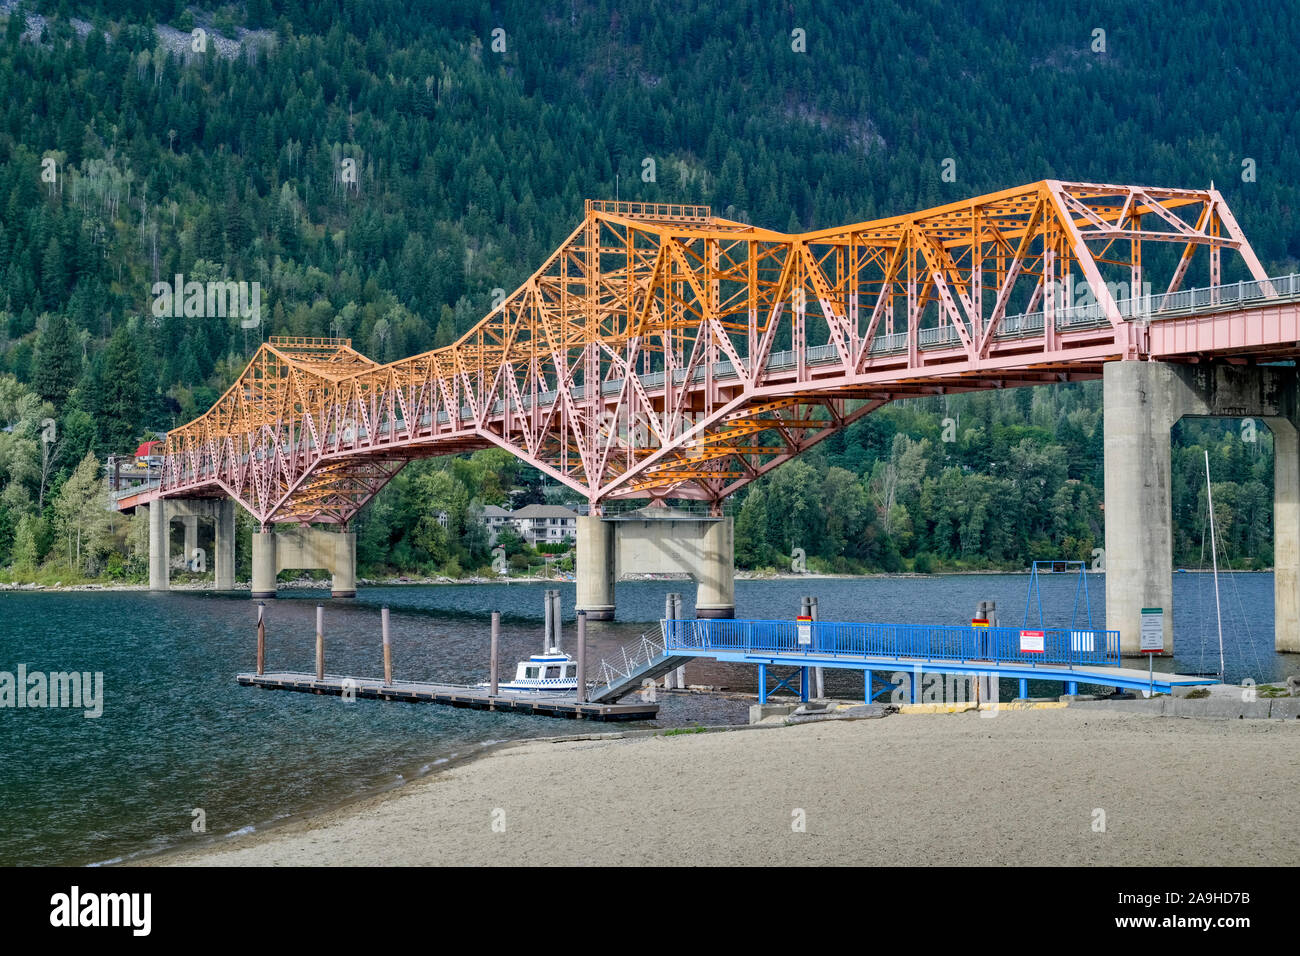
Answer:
510 504 579 546
482 504 513 544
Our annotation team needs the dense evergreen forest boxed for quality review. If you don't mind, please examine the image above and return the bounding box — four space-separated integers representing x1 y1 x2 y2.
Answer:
0 0 1296 581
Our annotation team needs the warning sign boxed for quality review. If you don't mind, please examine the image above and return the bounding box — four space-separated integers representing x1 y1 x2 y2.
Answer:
797 615 812 646
1019 629 1045 654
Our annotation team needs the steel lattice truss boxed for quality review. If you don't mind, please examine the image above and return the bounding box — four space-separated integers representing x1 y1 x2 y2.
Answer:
154 181 1271 525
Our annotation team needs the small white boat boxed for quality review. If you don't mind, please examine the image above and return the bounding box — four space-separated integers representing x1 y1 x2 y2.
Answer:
484 649 579 695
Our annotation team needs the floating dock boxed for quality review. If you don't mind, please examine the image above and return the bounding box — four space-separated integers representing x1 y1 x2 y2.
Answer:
237 671 659 721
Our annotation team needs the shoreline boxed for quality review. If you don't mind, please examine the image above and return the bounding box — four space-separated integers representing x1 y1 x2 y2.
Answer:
123 720 770 868
3 566 1262 595
142 707 1300 867
113 733 538 867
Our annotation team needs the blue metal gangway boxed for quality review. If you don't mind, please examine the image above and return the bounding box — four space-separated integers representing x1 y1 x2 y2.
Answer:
662 618 1216 701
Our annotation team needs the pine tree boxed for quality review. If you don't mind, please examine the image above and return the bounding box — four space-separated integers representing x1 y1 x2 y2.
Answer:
41 237 66 310
92 326 142 457
31 313 80 407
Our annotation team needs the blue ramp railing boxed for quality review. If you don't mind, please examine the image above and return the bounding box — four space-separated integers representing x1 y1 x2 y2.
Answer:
664 619 1120 669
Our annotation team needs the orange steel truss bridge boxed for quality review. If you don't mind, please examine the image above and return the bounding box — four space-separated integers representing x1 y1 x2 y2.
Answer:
120 179 1300 527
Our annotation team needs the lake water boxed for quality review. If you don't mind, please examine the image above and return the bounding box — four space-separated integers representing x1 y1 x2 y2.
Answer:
0 573 1293 866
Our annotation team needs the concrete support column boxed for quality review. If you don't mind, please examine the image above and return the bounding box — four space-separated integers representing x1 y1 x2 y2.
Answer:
694 516 735 619
251 531 277 599
331 531 357 598
1104 361 1176 656
148 500 169 591
576 516 616 620
214 500 236 591
1268 417 1300 653
181 516 199 568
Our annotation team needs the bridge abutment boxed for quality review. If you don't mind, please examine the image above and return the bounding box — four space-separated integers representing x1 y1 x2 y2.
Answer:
1105 360 1297 655
576 510 735 621
250 526 357 599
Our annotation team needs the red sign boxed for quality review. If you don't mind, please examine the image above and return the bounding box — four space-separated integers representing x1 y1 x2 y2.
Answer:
971 618 989 627
1019 629 1046 653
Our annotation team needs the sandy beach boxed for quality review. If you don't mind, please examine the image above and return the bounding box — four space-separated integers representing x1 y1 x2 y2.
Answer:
153 708 1299 866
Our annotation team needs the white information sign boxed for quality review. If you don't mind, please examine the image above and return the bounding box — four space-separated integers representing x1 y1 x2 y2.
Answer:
1140 608 1164 653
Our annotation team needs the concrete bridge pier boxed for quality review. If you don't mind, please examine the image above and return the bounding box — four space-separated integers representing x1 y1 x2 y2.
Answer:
251 531 278 599
575 517 616 620
250 526 357 599
148 500 168 591
1265 417 1300 653
576 510 735 621
181 516 199 569
1104 360 1298 656
213 500 236 591
147 498 238 591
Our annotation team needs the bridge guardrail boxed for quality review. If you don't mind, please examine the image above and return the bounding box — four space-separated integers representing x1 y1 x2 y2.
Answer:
665 618 1119 669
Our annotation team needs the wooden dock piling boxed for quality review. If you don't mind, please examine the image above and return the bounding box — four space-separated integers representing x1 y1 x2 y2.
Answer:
490 611 500 696
575 610 586 703
551 589 562 652
315 604 324 680
543 589 553 652
381 606 392 685
256 602 266 676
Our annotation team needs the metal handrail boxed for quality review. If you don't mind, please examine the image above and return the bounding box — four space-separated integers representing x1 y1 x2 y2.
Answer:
587 629 668 694
665 618 1119 668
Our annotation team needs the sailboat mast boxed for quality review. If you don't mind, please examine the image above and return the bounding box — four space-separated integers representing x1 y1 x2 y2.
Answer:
1204 450 1225 681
